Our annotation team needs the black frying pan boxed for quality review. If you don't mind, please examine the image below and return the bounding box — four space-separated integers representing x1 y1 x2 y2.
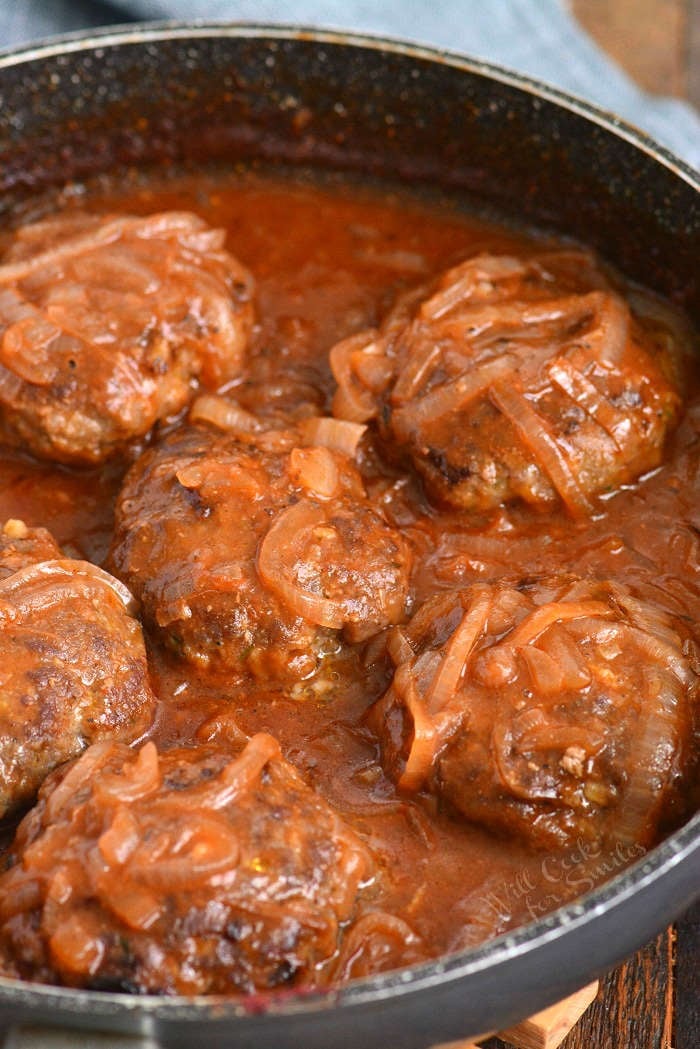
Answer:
0 23 698 1049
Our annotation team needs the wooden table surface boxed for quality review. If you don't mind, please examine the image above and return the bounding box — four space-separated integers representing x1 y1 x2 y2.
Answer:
487 12 700 1047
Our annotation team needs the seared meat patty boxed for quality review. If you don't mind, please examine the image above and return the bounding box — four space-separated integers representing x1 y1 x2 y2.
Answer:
0 211 254 463
368 576 699 848
0 519 155 818
330 251 683 514
0 730 374 994
109 408 412 682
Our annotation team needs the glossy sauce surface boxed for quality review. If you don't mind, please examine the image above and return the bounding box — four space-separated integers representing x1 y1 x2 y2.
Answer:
0 168 697 972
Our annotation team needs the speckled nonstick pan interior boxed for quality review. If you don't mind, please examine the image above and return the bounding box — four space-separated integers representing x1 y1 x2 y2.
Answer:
0 23 698 1049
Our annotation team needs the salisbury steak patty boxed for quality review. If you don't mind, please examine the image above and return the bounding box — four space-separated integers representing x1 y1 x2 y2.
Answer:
109 412 412 682
0 519 155 818
0 731 374 994
0 211 254 463
369 576 699 848
330 251 683 514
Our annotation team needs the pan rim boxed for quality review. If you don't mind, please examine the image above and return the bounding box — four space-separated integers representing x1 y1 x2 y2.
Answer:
0 18 698 186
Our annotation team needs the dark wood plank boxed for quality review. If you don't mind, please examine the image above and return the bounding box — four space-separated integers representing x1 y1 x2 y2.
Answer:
674 901 700 1049
481 929 673 1049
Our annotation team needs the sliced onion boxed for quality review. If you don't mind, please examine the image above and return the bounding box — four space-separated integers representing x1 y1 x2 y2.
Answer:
289 446 340 499
473 644 519 687
538 628 592 690
0 558 138 620
609 585 685 649
98 878 162 931
614 668 682 844
154 733 280 813
582 291 629 365
129 815 240 889
392 337 442 403
430 295 594 346
0 287 61 384
507 599 613 648
519 644 565 695
492 713 560 802
0 211 210 284
257 500 348 628
517 718 605 755
0 360 24 400
190 394 264 434
424 589 492 715
69 243 159 295
42 742 122 824
0 220 123 284
98 806 142 867
329 330 380 422
396 669 441 792
178 227 227 254
386 626 415 667
418 255 529 321
352 347 395 391
333 911 425 981
489 382 593 515
48 912 106 976
403 592 465 651
94 742 161 805
548 356 626 448
0 872 42 919
392 355 515 439
622 624 694 686
299 416 366 457
0 214 176 285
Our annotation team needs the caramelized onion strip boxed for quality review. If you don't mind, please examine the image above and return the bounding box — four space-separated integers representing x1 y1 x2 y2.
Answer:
0 559 137 618
548 357 626 447
582 291 629 365
257 500 348 628
418 255 529 321
386 626 415 667
392 355 514 439
330 330 380 422
614 669 681 844
0 871 43 920
489 382 593 515
42 742 121 824
0 287 62 385
432 296 599 346
392 336 442 403
424 589 492 715
190 395 264 434
333 912 425 981
289 447 340 499
93 742 161 805
0 212 205 285
153 733 280 813
299 416 366 457
621 624 694 686
396 670 441 793
129 816 241 889
507 600 613 648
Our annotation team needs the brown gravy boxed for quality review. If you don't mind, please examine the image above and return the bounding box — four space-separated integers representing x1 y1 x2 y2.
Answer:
0 167 697 968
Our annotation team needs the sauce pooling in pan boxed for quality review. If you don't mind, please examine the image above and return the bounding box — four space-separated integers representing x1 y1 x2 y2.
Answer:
0 169 697 996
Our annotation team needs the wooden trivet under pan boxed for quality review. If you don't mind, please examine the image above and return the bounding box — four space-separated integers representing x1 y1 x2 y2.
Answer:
434 980 600 1049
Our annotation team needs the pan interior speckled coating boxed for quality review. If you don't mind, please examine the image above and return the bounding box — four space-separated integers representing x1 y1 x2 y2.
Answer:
0 24 698 1049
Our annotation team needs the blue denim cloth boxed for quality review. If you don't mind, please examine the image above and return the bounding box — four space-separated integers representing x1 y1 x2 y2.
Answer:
2 0 699 168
